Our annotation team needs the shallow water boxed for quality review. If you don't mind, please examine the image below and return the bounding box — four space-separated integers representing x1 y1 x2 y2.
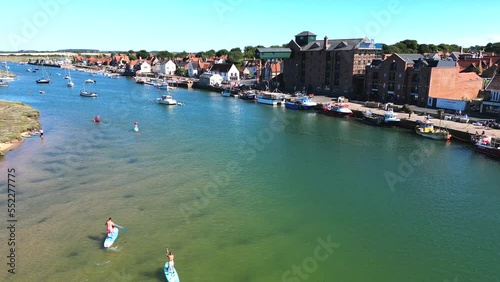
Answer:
0 64 499 282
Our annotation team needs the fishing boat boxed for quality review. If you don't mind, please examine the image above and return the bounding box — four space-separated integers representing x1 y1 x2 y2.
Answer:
322 102 353 117
362 110 384 125
383 109 400 125
157 94 177 105
240 91 256 101
415 120 451 140
474 135 500 158
257 92 285 106
285 96 317 110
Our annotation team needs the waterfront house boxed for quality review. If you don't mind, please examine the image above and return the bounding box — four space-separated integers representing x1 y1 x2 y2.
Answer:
159 60 176 75
364 53 483 109
240 60 261 79
187 62 200 77
137 61 151 74
282 31 381 97
199 73 223 86
209 63 240 82
481 74 500 116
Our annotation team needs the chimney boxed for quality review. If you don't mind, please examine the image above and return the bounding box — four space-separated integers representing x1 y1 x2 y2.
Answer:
323 36 328 50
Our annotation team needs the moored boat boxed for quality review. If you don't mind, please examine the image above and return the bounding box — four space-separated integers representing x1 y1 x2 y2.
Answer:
221 89 231 97
415 120 451 140
285 96 317 110
362 110 384 125
322 102 353 117
80 90 97 97
474 135 500 158
383 109 400 125
257 92 285 106
240 91 256 101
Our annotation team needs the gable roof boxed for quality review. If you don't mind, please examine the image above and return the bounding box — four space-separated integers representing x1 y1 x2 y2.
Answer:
300 38 371 51
210 63 233 73
394 54 425 64
486 75 500 91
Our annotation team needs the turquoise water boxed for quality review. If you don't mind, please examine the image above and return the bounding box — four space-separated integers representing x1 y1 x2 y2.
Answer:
1 64 499 282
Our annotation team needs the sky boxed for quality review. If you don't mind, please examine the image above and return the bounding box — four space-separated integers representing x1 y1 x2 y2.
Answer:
2 0 500 52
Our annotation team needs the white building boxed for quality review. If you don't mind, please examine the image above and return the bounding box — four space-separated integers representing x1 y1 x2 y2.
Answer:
199 73 223 86
188 62 200 77
210 63 240 82
159 60 176 75
137 61 151 74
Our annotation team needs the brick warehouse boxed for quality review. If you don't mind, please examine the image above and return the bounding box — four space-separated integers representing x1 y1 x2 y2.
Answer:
364 54 484 107
283 31 381 98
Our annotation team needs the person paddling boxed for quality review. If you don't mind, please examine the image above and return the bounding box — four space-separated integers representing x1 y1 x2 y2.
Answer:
105 217 115 236
166 249 175 272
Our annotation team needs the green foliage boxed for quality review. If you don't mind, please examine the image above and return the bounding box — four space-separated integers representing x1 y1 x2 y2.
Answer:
243 46 256 59
383 40 462 54
136 49 150 60
227 48 244 67
206 49 216 58
215 49 229 57
484 42 500 53
175 51 188 58
175 67 187 77
196 51 208 59
157 50 173 59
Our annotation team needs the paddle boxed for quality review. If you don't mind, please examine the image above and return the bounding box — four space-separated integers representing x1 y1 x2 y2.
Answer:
115 224 127 232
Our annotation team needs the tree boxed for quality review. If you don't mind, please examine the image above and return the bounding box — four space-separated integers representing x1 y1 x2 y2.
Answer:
196 51 208 59
175 67 187 77
136 49 149 60
215 49 229 57
175 51 188 58
227 47 243 67
157 50 173 59
401 39 418 51
243 46 256 59
206 49 216 58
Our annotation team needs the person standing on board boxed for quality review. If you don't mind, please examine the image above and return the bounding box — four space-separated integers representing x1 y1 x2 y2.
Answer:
166 250 175 272
105 217 115 236
39 128 44 137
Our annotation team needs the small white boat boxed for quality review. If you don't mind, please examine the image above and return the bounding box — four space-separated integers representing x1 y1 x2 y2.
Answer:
67 80 74 87
221 90 231 97
84 79 96 83
80 90 97 97
383 109 400 125
0 81 9 87
157 95 177 105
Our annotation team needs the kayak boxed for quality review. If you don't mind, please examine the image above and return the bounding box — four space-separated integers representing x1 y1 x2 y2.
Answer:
164 262 180 282
104 227 119 248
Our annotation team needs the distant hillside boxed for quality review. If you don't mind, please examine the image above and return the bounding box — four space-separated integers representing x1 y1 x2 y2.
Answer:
56 49 100 53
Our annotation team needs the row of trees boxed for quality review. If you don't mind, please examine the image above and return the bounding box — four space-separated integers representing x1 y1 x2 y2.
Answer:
382 39 500 55
122 44 287 68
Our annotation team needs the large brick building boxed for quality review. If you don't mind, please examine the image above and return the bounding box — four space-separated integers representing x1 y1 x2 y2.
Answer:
364 54 484 107
282 31 381 98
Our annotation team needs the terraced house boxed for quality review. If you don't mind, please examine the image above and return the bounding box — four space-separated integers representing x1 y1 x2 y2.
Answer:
364 54 484 108
283 31 381 97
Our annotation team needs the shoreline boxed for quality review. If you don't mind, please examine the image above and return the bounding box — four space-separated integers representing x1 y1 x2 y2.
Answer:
0 100 41 156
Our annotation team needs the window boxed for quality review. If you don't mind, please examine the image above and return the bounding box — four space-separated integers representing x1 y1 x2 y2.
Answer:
390 62 397 71
372 72 379 80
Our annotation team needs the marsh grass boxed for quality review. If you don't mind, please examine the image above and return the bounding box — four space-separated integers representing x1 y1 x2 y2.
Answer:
0 100 40 154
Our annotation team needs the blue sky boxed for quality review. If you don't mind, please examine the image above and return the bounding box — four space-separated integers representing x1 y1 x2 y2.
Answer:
2 0 499 52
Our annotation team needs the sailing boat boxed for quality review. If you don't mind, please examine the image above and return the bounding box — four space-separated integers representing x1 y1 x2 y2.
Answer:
36 63 51 84
66 69 74 87
1 59 15 81
80 81 97 97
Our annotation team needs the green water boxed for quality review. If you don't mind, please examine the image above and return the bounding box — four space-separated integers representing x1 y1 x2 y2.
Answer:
0 64 499 282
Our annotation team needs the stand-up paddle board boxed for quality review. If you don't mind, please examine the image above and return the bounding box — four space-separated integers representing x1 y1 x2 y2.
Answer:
164 262 180 282
104 227 119 248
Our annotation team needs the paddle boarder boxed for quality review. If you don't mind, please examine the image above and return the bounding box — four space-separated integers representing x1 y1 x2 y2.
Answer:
105 217 115 235
166 250 175 272
39 128 44 137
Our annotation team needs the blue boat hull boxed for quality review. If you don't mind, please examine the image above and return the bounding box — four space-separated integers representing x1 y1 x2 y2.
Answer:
285 102 316 110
